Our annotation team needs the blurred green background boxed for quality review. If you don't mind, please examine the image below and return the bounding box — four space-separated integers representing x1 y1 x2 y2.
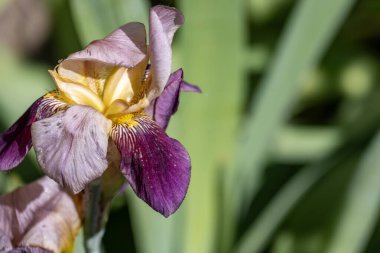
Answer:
1 0 380 252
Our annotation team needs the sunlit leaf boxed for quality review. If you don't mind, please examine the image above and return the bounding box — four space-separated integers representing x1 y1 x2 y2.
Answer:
325 131 380 253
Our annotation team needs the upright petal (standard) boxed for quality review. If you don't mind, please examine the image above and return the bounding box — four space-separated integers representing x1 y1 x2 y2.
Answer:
148 5 184 100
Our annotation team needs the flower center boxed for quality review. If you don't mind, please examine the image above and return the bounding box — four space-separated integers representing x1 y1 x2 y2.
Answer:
49 62 150 119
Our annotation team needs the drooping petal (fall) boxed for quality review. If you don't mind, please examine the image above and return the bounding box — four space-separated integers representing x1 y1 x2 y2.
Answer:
0 98 41 171
31 105 112 193
0 176 82 253
111 114 190 217
147 5 184 101
65 22 147 69
145 69 201 129
0 92 68 172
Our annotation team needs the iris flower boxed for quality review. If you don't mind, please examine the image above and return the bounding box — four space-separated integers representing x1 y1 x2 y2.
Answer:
0 5 200 217
0 176 82 253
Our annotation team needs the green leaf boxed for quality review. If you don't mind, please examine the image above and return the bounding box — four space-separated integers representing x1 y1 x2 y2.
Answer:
271 125 341 163
221 0 356 251
175 0 245 252
325 131 380 253
69 0 149 46
234 145 353 253
228 0 356 221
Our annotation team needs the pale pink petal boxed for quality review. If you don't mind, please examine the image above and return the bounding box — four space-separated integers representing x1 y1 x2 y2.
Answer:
147 5 184 100
0 176 81 252
66 22 147 68
31 105 112 193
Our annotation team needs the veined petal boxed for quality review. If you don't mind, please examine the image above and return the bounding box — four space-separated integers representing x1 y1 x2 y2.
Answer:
66 22 147 68
32 105 111 193
145 69 201 129
147 5 184 101
111 115 190 217
0 176 81 253
0 98 41 171
36 91 69 120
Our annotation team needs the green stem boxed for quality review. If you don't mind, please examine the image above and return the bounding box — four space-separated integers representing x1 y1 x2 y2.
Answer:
83 180 110 253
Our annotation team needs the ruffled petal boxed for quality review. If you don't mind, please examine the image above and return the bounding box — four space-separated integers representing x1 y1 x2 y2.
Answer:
111 114 190 217
147 5 184 101
145 69 201 129
0 176 81 253
66 22 147 68
31 105 111 193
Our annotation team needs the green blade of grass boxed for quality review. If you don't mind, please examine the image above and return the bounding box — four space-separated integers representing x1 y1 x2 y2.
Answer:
223 0 355 251
229 0 356 221
234 145 352 253
325 131 380 253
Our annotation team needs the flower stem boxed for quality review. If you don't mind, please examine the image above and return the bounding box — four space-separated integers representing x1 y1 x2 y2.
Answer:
83 180 110 253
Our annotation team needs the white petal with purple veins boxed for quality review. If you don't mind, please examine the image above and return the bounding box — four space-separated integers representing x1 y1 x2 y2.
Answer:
32 105 111 193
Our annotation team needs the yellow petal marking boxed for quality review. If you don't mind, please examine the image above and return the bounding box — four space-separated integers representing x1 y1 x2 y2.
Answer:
104 99 129 118
103 67 134 108
124 96 150 114
49 70 105 112
58 61 112 96
113 113 138 128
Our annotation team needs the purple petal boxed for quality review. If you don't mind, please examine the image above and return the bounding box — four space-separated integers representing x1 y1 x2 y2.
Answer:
145 69 201 129
0 98 41 171
8 247 52 253
66 22 147 68
36 91 69 120
32 105 111 193
111 115 190 217
180 80 202 93
148 5 184 100
0 92 68 171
